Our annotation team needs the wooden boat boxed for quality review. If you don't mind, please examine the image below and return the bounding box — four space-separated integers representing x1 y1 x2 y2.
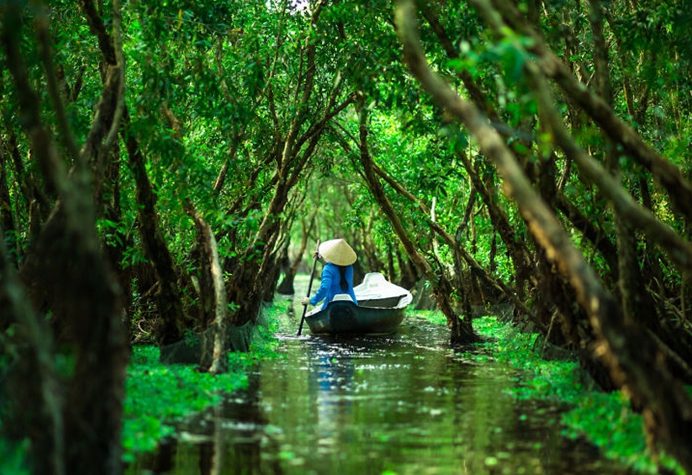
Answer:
304 272 412 335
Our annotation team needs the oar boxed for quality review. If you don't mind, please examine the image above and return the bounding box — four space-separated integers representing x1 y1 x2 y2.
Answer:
297 240 320 336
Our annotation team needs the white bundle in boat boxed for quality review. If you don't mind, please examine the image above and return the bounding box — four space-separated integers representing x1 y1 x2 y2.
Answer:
354 273 412 308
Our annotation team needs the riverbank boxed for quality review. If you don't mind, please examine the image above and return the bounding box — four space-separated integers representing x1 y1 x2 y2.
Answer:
3 295 675 473
123 299 681 472
451 312 683 475
124 297 682 474
125 301 633 474
121 300 288 463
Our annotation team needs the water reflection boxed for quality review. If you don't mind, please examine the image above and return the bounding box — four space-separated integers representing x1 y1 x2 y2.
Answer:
127 373 280 475
309 340 355 443
126 316 631 475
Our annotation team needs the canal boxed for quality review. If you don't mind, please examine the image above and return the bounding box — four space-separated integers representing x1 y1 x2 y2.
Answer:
126 296 630 474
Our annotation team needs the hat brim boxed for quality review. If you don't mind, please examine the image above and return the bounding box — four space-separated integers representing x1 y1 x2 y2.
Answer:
319 239 357 266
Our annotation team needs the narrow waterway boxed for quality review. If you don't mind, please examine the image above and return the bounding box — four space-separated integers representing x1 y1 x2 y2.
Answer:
127 295 630 475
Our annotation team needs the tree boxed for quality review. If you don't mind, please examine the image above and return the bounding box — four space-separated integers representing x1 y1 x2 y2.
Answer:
1 1 128 473
394 0 692 469
3 0 692 472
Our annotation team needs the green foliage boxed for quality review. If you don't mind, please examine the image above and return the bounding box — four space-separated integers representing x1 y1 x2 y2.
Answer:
411 309 447 326
252 303 286 355
122 305 283 462
123 346 234 460
0 439 30 475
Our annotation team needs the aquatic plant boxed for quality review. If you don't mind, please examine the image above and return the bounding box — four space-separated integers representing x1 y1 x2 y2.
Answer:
122 345 248 461
414 311 685 474
122 303 285 462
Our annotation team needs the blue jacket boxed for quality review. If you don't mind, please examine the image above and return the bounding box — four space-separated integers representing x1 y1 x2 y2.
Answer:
310 262 357 309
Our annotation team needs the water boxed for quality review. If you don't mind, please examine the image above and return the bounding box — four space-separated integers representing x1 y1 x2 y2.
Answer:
126 305 630 475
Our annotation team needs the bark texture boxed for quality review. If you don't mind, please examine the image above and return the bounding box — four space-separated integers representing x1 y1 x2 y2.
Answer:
122 108 187 346
394 1 692 469
1 2 128 474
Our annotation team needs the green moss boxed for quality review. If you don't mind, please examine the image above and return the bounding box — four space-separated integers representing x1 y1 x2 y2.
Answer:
123 345 244 460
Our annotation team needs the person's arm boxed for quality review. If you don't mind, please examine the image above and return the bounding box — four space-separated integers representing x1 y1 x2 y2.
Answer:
314 251 326 265
310 266 333 305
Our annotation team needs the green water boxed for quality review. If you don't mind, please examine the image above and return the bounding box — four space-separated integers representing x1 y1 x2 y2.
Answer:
126 306 630 475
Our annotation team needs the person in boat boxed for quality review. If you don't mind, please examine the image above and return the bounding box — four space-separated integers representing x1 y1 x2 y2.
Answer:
301 238 358 309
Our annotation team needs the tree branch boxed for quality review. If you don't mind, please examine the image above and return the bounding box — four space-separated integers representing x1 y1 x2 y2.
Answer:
395 1 692 469
487 0 692 223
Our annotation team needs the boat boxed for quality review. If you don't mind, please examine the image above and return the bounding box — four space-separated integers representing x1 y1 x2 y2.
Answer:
304 272 413 335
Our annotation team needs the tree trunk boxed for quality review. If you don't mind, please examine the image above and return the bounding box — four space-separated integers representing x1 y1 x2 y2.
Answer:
187 204 230 373
122 108 187 346
2 3 128 473
0 142 17 266
226 178 289 326
357 104 478 344
394 3 692 468
0 227 65 475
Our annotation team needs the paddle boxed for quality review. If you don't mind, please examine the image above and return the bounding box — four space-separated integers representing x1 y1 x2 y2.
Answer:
297 239 320 336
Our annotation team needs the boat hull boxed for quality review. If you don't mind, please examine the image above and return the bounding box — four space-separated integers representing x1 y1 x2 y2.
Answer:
305 300 406 335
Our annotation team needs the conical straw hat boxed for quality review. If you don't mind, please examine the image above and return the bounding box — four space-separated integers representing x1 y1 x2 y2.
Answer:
318 238 357 266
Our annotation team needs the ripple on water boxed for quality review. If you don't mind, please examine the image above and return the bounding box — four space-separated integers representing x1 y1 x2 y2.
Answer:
126 315 631 475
